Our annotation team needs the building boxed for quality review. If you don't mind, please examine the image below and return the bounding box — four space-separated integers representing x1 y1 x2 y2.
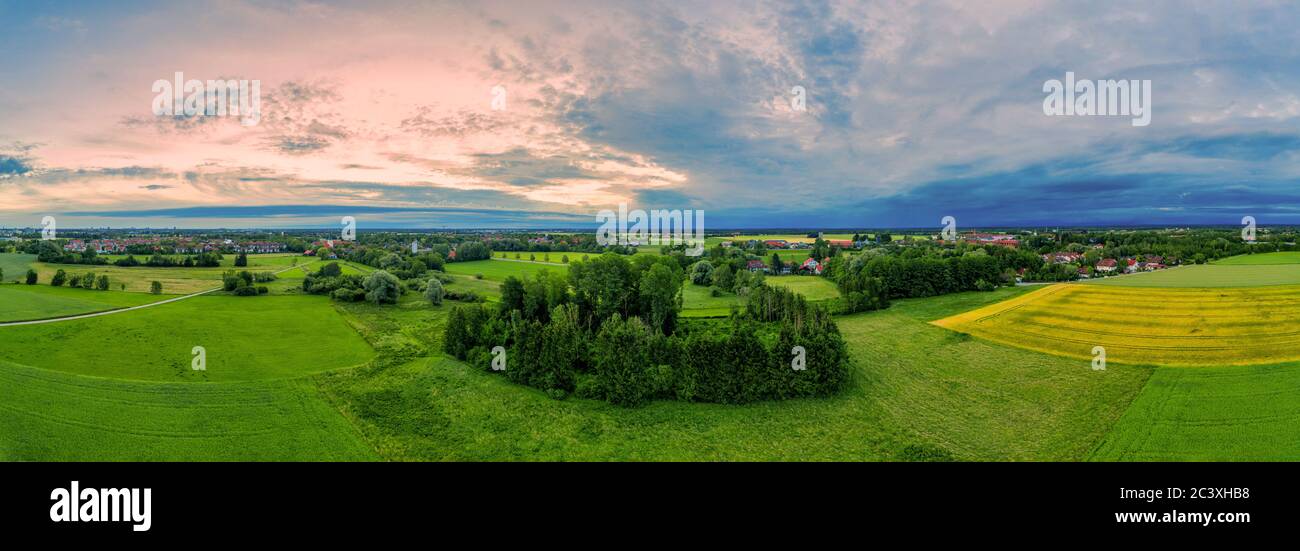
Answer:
745 259 767 273
1095 258 1118 272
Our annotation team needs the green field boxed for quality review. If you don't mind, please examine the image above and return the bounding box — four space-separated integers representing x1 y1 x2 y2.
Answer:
314 286 1146 460
0 359 377 461
933 257 1300 460
0 295 374 382
0 253 35 283
767 275 841 301
1090 361 1300 460
0 284 164 322
1088 264 1300 287
1214 251 1300 265
445 259 568 281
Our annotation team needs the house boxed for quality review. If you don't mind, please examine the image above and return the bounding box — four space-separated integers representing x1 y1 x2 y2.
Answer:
827 239 854 249
1095 259 1118 272
1043 252 1084 264
764 239 789 249
1077 266 1091 279
799 257 822 275
745 259 767 273
1124 258 1139 273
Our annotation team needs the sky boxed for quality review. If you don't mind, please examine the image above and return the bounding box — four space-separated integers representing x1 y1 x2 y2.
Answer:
1 0 1299 230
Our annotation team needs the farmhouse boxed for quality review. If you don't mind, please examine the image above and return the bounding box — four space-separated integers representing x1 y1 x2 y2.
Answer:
745 259 767 273
800 257 823 275
764 239 788 248
1044 252 1084 264
1096 258 1118 272
827 239 854 249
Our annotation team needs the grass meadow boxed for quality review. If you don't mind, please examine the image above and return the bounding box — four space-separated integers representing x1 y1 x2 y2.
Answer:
0 253 35 283
0 295 374 382
0 284 163 322
315 286 1146 460
444 259 568 282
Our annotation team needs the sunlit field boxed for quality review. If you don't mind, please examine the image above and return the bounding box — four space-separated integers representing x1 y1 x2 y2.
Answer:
933 284 1300 366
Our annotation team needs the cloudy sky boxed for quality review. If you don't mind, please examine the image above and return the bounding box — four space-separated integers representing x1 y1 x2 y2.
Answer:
2 0 1299 229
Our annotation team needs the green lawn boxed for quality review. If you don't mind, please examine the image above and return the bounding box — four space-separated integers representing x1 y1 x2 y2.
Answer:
0 359 377 461
1087 264 1300 287
0 295 374 382
0 253 35 283
0 284 164 322
1214 251 1300 265
444 259 568 282
1090 361 1300 461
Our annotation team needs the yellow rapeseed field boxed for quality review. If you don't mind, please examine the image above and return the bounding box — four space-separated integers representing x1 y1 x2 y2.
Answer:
933 284 1300 366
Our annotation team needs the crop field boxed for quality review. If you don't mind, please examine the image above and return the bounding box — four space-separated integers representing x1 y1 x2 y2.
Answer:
0 295 374 382
0 253 35 282
444 259 568 282
0 284 163 322
100 252 309 269
933 284 1300 366
1088 264 1300 287
29 262 223 293
1089 360 1300 460
1213 251 1300 265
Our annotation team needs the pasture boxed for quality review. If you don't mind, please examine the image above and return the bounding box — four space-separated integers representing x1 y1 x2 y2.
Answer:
0 285 162 322
0 295 374 382
933 284 1300 366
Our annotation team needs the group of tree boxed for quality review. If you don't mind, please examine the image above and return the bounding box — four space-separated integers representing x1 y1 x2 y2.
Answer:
48 268 110 290
222 270 270 296
443 253 850 407
824 248 1005 307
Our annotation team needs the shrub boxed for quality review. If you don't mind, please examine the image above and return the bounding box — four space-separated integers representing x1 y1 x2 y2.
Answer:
81 271 95 289
330 288 365 302
424 277 444 305
257 285 269 295
233 285 259 296
51 269 67 287
25 269 37 285
150 281 163 295
96 274 109 291
689 260 714 285
362 270 400 304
